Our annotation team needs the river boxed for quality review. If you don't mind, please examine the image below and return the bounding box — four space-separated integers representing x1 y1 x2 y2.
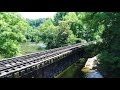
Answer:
84 70 103 78
28 42 46 47
56 57 103 78
81 56 103 78
20 42 46 55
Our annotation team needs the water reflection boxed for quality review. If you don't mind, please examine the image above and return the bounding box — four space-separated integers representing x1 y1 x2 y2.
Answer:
84 70 103 78
29 42 46 47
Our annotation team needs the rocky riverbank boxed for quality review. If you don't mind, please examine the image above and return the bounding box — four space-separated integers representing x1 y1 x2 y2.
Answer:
81 56 103 78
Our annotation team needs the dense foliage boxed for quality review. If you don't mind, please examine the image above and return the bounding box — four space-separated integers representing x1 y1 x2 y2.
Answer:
1 12 120 77
26 18 45 28
0 12 30 58
97 12 120 77
0 12 107 57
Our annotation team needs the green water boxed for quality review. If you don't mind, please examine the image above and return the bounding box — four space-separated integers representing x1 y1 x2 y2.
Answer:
55 59 87 78
55 61 103 78
55 64 79 78
20 42 46 55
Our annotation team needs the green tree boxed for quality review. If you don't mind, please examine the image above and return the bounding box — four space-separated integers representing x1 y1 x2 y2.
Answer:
37 18 58 49
26 18 45 28
56 21 77 47
54 12 68 25
0 12 29 58
98 12 120 77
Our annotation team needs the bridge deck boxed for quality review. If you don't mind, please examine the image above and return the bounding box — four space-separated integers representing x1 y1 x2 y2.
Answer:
0 43 87 78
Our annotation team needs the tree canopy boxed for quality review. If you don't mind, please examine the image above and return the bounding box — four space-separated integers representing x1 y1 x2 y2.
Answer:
1 12 120 77
0 12 30 57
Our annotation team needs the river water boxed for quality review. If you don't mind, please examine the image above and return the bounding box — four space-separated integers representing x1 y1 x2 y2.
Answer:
28 42 46 47
83 70 103 78
81 56 103 78
56 57 103 78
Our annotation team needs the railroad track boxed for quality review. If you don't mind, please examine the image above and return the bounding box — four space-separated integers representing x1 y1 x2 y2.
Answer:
0 43 86 78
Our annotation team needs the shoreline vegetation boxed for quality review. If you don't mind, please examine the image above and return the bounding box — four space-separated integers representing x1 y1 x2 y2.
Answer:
0 12 120 77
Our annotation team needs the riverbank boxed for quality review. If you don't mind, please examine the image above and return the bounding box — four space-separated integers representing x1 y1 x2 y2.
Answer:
81 56 103 78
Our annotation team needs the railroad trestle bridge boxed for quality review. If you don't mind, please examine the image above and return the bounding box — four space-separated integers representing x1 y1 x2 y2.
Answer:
0 42 96 78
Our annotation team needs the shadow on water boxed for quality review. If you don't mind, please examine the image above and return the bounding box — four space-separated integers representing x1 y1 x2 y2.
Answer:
56 58 103 78
81 67 103 78
55 58 87 78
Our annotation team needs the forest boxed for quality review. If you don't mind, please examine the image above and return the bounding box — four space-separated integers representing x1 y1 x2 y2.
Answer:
0 12 120 77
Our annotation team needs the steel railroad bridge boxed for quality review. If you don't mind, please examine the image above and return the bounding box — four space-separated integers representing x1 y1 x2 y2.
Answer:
0 42 96 78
